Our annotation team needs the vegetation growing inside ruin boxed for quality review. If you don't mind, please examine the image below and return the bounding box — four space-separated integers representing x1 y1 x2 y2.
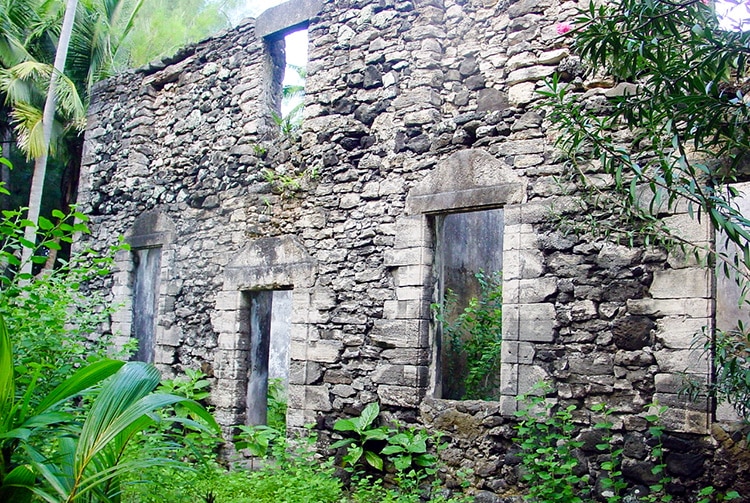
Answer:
544 0 750 422
433 271 503 400
514 387 741 503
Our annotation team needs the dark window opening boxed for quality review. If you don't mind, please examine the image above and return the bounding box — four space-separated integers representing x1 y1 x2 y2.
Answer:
434 209 504 400
131 247 162 363
242 290 292 427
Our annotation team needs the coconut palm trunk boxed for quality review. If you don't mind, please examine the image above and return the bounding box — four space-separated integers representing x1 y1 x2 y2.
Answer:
19 0 79 278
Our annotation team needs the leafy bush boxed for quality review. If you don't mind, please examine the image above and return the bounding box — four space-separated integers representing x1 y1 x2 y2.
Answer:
543 0 750 422
0 316 220 503
0 206 129 403
513 389 590 503
513 388 741 503
433 270 502 400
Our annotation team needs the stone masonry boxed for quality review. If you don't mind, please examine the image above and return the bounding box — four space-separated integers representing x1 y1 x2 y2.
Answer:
75 0 749 499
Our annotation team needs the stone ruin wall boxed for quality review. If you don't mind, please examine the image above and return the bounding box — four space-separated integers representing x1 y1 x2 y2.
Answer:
76 0 749 498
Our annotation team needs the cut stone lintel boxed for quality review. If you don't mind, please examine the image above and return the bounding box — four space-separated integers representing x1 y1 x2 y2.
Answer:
255 0 324 39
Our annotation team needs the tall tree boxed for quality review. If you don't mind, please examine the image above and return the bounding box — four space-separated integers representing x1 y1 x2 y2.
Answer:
19 0 78 277
0 0 144 275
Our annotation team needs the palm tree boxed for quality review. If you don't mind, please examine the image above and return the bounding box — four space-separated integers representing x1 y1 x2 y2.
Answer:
18 0 79 277
0 0 143 276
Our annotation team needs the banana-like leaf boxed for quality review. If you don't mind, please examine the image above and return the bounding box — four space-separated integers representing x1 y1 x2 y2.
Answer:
0 315 14 426
35 358 124 414
61 362 219 500
0 464 35 503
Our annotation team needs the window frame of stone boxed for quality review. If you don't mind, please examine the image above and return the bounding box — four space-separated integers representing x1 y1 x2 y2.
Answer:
255 1 319 138
389 149 556 415
112 211 175 368
211 235 316 430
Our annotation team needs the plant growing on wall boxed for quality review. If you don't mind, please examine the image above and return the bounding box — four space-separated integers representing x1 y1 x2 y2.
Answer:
543 0 750 421
433 271 502 400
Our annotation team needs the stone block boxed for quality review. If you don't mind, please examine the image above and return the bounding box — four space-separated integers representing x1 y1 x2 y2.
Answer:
661 213 712 244
626 298 711 318
383 299 429 319
503 248 544 280
288 360 322 385
211 310 239 334
396 286 430 301
503 224 538 250
392 264 430 287
504 277 557 304
500 363 518 395
655 372 706 394
307 340 343 363
568 353 614 375
217 332 248 350
653 348 708 374
650 268 710 299
384 247 426 267
381 348 430 365
371 319 428 348
378 385 425 407
289 384 332 412
516 364 550 395
503 303 556 342
255 0 323 38
153 346 176 366
372 364 428 387
656 316 710 349
290 323 313 343
499 394 520 415
211 379 245 408
501 340 535 364
506 65 556 85
655 406 709 434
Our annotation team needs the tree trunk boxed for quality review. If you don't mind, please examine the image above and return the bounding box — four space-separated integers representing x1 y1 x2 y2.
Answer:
19 0 79 278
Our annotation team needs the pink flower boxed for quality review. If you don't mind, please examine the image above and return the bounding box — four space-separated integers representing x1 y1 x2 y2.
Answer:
556 22 573 35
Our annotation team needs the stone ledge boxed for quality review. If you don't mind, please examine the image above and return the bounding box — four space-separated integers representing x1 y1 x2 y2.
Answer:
255 0 323 38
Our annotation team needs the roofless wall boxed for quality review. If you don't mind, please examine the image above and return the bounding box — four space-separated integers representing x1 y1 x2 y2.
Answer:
76 0 749 498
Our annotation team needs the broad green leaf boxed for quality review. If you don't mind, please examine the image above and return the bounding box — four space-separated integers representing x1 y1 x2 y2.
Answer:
364 449 383 471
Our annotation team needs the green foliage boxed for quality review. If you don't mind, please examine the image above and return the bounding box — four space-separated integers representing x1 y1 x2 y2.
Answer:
261 165 318 198
331 401 444 491
266 377 287 431
0 206 129 405
513 388 589 503
233 378 287 458
332 401 388 471
544 0 750 422
513 390 729 503
591 403 627 503
433 270 502 400
708 323 750 420
381 426 438 473
0 316 220 503
119 0 242 67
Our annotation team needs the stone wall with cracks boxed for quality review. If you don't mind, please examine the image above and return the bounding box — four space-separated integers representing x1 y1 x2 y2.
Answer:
75 0 749 499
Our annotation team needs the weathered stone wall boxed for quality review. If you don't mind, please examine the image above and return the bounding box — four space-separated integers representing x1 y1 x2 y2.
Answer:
76 0 749 499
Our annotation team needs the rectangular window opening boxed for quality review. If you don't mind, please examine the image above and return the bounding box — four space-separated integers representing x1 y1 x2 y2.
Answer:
242 290 292 428
433 209 504 401
131 247 162 363
265 28 308 137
